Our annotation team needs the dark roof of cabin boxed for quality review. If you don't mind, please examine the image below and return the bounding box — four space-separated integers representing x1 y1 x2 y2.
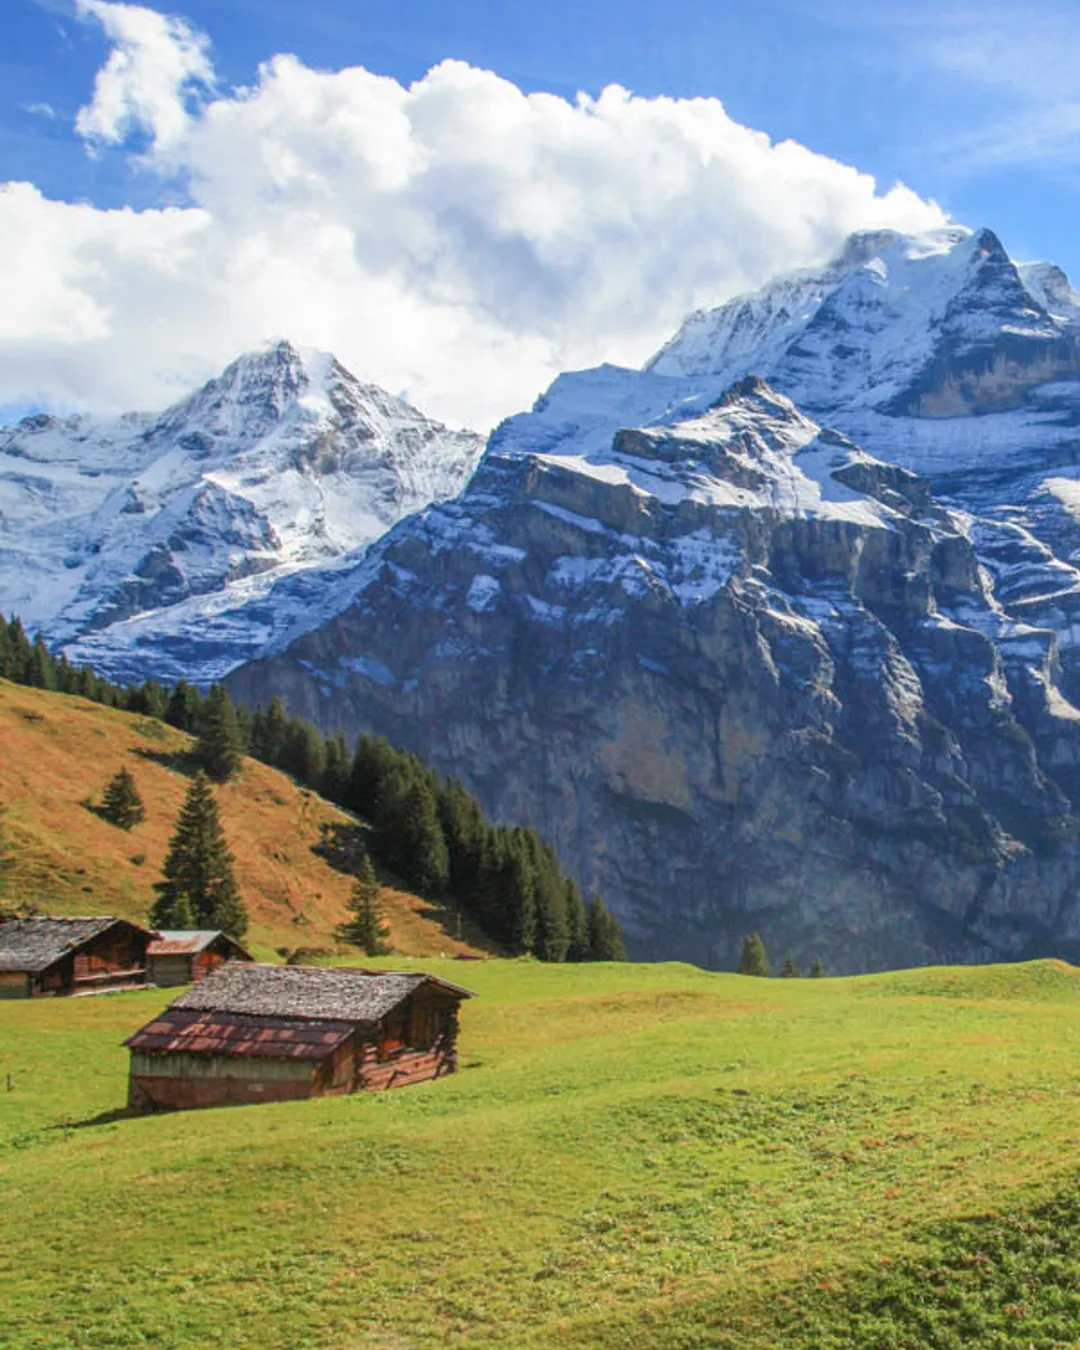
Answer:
147 930 252 959
0 916 150 973
126 1008 354 1060
168 963 475 1026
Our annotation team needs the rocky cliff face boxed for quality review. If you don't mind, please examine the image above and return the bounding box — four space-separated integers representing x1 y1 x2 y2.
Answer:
229 357 1080 972
0 342 483 684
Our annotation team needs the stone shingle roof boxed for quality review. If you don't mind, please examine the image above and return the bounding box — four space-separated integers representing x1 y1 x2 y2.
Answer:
169 963 475 1026
0 916 148 973
147 931 252 959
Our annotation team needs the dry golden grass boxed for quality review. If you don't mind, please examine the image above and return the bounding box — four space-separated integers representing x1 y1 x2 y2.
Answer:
0 678 488 960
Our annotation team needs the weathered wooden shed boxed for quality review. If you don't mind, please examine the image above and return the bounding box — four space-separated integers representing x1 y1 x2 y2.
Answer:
147 930 253 988
0 916 155 998
125 963 476 1111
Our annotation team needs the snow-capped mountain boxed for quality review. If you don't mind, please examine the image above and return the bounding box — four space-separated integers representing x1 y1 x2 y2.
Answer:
0 341 484 682
229 226 1080 972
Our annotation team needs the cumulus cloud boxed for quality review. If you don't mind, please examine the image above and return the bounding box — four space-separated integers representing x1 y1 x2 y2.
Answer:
73 0 213 151
1 1 948 428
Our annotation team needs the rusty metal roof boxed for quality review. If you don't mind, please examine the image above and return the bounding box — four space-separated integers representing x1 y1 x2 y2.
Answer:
169 962 475 1025
147 931 252 959
125 1008 353 1060
0 916 153 973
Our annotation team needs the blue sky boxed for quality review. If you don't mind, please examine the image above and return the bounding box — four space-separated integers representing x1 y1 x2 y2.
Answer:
4 0 1080 425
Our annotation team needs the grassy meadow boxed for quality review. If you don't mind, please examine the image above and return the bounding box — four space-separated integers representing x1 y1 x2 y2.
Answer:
0 679 487 959
5 957 1080 1348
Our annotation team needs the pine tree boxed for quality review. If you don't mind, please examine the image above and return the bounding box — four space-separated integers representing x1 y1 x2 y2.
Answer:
194 685 243 782
98 765 146 830
280 717 326 788
780 954 799 978
165 680 203 733
151 771 248 937
587 895 627 961
251 695 289 767
565 879 590 961
530 833 570 962
374 768 449 895
808 957 825 979
6 617 31 683
738 933 771 977
337 856 390 954
346 734 398 820
322 732 350 803
27 633 55 690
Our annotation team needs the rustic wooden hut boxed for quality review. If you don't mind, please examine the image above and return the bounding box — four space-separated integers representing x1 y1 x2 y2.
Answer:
125 963 475 1111
147 931 253 988
0 916 155 998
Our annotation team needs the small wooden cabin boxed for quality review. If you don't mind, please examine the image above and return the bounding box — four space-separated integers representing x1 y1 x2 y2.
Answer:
0 916 154 998
147 931 253 988
125 963 475 1111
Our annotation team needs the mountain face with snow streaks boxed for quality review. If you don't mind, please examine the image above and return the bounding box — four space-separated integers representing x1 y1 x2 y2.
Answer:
226 226 1080 971
0 342 484 684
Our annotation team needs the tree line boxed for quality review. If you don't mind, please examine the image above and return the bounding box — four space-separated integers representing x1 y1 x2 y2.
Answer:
1 613 627 961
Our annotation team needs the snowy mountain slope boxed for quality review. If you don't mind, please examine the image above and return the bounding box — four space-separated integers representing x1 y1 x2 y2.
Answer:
231 371 1080 972
227 225 1080 971
0 341 484 682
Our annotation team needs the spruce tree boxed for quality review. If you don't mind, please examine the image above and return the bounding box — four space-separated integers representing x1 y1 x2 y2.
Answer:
587 895 627 961
27 634 55 690
151 771 248 937
194 685 243 782
322 732 350 803
337 856 390 954
251 695 288 767
565 879 590 961
98 765 146 830
165 680 203 732
346 734 398 820
281 717 326 788
808 957 825 979
738 933 771 977
780 954 799 978
374 768 449 895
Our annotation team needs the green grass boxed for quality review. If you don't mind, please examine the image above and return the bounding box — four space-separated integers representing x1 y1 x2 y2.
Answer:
5 958 1080 1348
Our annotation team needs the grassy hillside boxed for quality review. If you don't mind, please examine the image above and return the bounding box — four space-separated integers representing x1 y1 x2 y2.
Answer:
0 678 488 959
5 957 1080 1347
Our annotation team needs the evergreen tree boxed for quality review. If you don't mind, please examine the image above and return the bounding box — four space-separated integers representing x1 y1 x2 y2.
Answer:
27 634 55 690
346 734 398 820
98 765 146 830
529 832 570 962
587 895 627 961
336 855 391 954
151 771 248 937
194 685 243 782
374 768 450 895
322 732 350 803
565 879 590 961
74 665 98 701
165 680 203 733
808 957 825 979
439 779 486 898
251 696 289 767
6 617 31 683
780 954 799 978
0 619 11 680
738 933 771 977
280 717 326 788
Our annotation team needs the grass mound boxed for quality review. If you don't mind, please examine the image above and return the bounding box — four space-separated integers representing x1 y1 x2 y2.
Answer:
855 959 1080 1004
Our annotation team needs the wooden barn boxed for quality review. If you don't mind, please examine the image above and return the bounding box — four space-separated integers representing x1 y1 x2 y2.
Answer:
147 931 253 988
125 963 475 1111
0 916 155 998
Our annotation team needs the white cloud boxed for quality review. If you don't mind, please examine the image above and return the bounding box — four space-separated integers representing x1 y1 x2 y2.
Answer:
74 0 213 151
2 1 948 429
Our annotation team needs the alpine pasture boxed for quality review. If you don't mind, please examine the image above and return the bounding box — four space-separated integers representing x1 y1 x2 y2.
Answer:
5 957 1080 1348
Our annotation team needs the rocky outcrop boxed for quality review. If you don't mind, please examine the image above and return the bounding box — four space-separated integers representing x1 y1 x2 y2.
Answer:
230 378 1080 972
